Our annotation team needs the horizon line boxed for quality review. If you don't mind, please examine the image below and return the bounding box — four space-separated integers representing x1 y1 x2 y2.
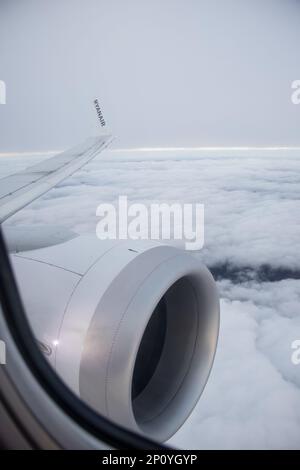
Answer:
112 146 300 152
1 145 300 157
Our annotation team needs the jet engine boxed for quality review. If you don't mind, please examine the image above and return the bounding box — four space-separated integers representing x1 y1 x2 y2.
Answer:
11 235 219 442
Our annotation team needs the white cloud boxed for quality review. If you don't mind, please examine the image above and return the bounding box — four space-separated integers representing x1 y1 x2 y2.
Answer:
1 149 300 449
170 281 300 449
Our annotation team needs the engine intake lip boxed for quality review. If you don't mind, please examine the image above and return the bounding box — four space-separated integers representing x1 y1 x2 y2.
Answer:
79 245 219 442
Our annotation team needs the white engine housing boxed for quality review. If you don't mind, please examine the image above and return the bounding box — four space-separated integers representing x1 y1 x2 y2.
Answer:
11 235 219 442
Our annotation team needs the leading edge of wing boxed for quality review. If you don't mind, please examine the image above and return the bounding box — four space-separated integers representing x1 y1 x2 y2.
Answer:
0 134 113 223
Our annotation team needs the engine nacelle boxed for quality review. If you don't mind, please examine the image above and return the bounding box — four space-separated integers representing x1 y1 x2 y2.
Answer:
11 235 219 442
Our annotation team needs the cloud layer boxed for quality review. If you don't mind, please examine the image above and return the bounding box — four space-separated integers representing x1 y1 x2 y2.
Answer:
1 149 300 449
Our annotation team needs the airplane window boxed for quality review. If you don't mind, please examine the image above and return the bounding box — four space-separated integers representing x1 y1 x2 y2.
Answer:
1 0 300 451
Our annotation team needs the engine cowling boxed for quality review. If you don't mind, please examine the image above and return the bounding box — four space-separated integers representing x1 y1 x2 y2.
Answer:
11 235 219 442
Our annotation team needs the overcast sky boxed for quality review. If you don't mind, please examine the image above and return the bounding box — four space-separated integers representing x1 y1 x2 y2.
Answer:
1 0 300 152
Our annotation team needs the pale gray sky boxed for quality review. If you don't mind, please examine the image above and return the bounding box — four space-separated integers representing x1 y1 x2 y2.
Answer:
1 0 300 152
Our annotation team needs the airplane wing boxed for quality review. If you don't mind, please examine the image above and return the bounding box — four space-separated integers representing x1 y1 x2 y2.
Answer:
0 134 113 223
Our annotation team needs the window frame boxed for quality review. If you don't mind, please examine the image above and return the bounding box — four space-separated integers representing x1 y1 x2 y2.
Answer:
0 226 166 450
